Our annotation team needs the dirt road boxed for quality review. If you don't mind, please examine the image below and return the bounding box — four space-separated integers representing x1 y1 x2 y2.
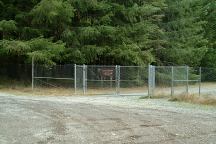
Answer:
0 94 216 144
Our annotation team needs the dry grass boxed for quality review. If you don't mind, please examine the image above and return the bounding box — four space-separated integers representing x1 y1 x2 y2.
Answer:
119 86 148 93
169 93 216 106
0 87 76 96
0 86 149 96
74 86 149 95
1 82 216 105
140 88 172 99
152 90 171 99
140 94 169 100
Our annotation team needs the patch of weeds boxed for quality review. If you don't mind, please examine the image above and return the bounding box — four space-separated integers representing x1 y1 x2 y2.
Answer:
139 96 149 99
139 95 170 100
169 93 216 106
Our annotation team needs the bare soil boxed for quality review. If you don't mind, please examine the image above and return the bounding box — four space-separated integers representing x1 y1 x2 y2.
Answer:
0 93 216 144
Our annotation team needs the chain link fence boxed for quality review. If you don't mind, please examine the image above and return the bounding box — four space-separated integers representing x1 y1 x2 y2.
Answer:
1 63 216 97
84 65 117 95
119 66 148 96
150 66 172 97
0 64 32 89
33 64 75 95
74 65 149 95
149 66 201 98
200 67 216 96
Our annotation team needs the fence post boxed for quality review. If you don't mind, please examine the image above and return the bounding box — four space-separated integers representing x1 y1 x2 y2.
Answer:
83 64 86 95
32 56 34 91
118 65 120 95
85 65 88 94
152 66 155 96
186 66 189 95
148 64 152 98
115 65 120 95
148 65 150 98
74 64 77 94
199 67 202 96
171 66 174 97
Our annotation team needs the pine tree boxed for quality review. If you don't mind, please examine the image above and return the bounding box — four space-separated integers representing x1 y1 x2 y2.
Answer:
161 0 208 66
65 0 166 65
0 0 213 66
201 0 216 67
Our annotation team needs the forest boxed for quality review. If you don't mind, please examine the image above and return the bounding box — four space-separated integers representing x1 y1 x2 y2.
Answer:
0 0 215 67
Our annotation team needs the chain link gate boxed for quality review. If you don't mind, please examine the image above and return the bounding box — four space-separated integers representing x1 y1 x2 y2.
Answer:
33 64 75 95
119 66 148 96
75 65 118 95
74 65 148 96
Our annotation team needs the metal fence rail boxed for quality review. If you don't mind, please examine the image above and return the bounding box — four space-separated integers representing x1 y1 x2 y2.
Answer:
31 64 203 97
2 63 216 97
33 64 75 94
32 64 150 96
119 66 148 96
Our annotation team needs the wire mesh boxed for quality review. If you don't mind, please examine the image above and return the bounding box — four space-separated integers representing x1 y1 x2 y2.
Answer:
153 66 172 97
188 67 201 96
200 67 216 97
0 64 32 88
173 66 201 96
172 66 188 96
119 66 148 96
151 66 201 97
0 63 213 97
34 64 75 95
86 65 117 95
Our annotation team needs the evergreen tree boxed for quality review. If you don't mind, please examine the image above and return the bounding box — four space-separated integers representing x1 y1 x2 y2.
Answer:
201 0 216 67
65 0 166 65
161 0 208 66
0 0 214 67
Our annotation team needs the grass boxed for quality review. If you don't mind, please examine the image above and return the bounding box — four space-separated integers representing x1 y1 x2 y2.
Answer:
0 85 149 96
0 78 78 96
169 93 216 106
140 89 172 99
0 80 216 106
139 89 216 106
0 86 76 96
140 94 168 99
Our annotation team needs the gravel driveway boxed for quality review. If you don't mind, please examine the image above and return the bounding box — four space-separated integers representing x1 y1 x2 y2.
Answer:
0 93 216 144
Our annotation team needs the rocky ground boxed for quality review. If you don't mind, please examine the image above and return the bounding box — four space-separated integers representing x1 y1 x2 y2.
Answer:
0 93 216 144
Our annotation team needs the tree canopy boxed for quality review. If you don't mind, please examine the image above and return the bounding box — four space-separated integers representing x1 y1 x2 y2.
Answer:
0 0 215 67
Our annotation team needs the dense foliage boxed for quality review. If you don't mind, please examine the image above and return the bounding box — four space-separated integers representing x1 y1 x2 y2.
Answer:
0 0 215 67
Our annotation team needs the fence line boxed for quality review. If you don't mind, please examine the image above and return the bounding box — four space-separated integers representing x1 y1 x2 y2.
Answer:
0 62 214 97
31 64 204 97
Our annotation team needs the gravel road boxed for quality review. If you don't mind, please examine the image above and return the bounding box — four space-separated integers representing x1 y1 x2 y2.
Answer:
0 93 216 144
